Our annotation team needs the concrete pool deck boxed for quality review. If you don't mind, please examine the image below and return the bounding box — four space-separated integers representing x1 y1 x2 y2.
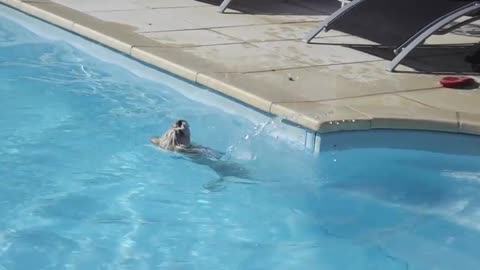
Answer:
2 0 480 135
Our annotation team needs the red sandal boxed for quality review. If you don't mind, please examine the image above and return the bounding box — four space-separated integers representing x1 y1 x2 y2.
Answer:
440 76 475 88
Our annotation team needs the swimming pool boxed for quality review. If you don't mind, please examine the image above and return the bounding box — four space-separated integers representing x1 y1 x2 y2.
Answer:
2 4 480 270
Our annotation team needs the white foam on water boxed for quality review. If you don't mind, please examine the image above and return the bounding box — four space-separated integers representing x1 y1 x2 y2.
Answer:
442 171 480 184
224 117 308 161
344 189 480 232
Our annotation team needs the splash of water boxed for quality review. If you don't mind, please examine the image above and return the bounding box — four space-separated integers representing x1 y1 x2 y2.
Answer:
223 117 285 161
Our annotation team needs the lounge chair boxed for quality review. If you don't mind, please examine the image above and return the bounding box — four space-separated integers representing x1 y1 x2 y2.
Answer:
303 0 480 71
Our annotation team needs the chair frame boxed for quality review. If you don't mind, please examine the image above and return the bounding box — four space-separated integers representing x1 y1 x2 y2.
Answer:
389 2 480 71
303 0 367 43
302 0 480 71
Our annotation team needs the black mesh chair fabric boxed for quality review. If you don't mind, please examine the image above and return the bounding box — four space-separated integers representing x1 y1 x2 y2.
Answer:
331 0 477 47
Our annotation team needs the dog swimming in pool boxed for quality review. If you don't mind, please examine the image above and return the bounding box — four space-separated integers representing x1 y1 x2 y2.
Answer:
150 119 202 154
150 119 253 190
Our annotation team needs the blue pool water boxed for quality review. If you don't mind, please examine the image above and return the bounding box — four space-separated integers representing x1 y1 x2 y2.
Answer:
2 5 480 270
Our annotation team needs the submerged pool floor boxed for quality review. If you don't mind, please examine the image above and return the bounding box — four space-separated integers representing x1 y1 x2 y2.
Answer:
1 5 480 270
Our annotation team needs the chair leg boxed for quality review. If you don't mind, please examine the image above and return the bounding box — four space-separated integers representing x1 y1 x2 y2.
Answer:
339 0 353 7
303 0 367 44
389 2 480 71
218 0 234 13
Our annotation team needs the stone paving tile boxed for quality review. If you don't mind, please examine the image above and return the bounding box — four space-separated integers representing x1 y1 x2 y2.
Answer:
254 13 324 25
143 29 241 47
130 46 201 81
253 39 381 66
131 46 217 74
212 22 345 43
320 94 430 109
398 88 480 114
270 101 372 132
271 91 454 132
319 94 455 129
426 32 480 45
164 6 275 29
459 112 480 135
357 106 459 132
22 0 52 2
52 0 143 12
178 43 310 72
89 9 196 32
133 0 209 9
203 61 440 103
292 94 459 132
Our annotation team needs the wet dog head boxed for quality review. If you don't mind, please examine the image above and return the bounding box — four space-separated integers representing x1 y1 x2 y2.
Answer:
156 119 191 151
172 119 191 146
